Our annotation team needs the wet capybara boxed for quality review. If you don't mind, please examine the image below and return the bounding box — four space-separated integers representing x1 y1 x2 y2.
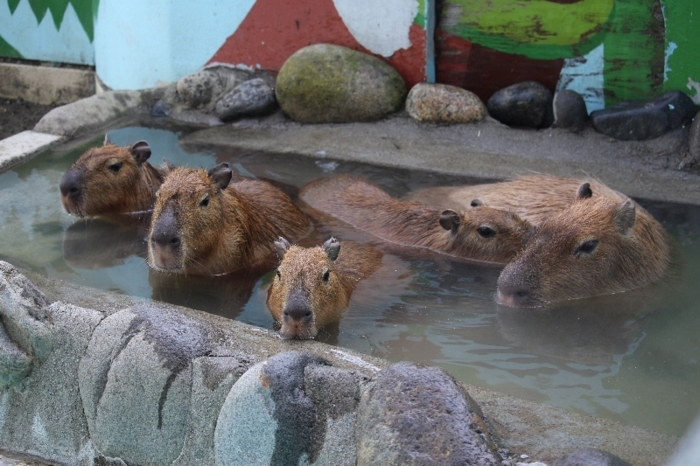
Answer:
148 162 310 276
266 237 383 339
496 184 672 307
299 174 533 264
409 174 624 226
60 137 173 217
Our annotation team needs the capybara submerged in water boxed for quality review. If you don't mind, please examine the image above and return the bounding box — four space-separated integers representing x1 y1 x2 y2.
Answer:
267 237 382 339
299 174 533 264
60 137 172 217
410 174 624 226
148 162 309 276
497 184 672 308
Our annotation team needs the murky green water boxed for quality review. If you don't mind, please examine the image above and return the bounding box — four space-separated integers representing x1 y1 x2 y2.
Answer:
2 126 699 437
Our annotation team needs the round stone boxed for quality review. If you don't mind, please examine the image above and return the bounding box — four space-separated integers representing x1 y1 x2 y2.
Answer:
406 83 486 124
553 89 588 133
487 81 554 129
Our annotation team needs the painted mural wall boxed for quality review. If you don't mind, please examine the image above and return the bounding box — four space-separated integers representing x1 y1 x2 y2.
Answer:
0 0 697 112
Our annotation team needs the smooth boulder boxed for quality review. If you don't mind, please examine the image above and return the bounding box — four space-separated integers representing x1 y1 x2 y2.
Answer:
553 89 589 133
487 81 554 129
406 83 486 124
275 44 407 123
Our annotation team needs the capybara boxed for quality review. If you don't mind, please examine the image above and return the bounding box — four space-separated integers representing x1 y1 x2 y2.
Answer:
60 137 173 217
409 174 624 226
266 237 383 339
148 162 310 276
496 184 671 307
299 174 533 264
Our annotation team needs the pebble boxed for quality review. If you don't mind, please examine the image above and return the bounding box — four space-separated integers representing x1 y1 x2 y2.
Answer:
405 82 486 124
487 81 554 129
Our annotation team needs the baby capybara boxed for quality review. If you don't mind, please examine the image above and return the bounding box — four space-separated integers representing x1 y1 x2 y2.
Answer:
496 184 671 307
60 137 172 217
266 237 382 339
299 174 533 264
148 162 309 276
409 174 624 226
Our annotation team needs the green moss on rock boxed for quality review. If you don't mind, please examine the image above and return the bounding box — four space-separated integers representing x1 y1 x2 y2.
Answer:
276 44 407 124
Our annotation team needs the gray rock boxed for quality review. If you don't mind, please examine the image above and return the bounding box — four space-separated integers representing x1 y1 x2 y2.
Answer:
553 448 631 466
687 114 700 164
79 302 219 466
215 351 362 466
590 91 698 141
215 78 278 122
487 81 554 129
553 89 588 133
0 261 104 465
406 83 486 124
355 361 501 466
33 90 143 137
275 44 407 123
176 66 257 112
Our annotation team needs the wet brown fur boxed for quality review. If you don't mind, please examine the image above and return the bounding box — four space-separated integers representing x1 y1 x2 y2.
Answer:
410 174 625 226
266 239 382 339
299 174 533 264
148 166 310 276
60 140 168 217
497 193 671 308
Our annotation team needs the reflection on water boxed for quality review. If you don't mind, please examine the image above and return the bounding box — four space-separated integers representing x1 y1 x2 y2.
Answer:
0 126 699 436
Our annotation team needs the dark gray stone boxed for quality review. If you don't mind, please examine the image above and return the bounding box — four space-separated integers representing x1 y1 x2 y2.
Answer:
487 81 554 129
214 78 278 122
355 361 501 466
275 43 407 123
553 448 631 466
590 91 699 141
553 89 588 133
688 114 700 163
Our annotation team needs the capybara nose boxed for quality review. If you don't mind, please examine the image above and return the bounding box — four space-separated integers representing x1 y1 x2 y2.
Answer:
60 170 82 199
151 230 180 247
284 303 312 323
151 203 180 247
496 285 532 308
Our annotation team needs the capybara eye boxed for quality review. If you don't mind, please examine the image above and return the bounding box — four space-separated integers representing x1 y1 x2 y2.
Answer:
477 226 496 238
276 270 281 279
575 239 599 255
322 269 330 282
108 162 123 172
199 195 210 208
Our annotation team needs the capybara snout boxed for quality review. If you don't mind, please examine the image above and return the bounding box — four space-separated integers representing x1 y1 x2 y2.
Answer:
267 237 381 339
60 137 167 217
497 186 671 307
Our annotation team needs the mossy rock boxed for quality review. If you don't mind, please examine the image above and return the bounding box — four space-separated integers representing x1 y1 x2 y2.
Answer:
276 44 407 124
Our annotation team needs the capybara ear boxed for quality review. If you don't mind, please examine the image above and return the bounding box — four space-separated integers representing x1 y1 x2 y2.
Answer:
129 141 152 165
103 134 112 146
274 237 291 260
208 163 233 190
576 182 593 200
470 199 483 207
161 158 175 175
322 237 341 261
439 210 461 231
614 199 636 235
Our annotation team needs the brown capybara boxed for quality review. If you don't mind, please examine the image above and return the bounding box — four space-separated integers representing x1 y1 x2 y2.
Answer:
409 174 624 226
496 183 672 308
266 237 382 339
299 174 533 264
60 137 173 217
148 162 310 276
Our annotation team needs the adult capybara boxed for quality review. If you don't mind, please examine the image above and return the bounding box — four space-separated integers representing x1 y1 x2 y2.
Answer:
59 137 173 217
299 174 533 264
267 237 382 339
409 174 624 226
148 162 309 276
496 184 671 307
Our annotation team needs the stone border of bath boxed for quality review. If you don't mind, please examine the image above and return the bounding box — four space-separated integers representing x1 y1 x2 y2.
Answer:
0 62 95 106
0 86 695 465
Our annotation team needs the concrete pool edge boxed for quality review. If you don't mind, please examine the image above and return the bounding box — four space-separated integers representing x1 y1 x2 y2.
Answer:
0 262 681 466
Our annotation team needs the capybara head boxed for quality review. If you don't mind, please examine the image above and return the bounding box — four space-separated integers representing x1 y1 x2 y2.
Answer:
267 237 350 339
496 184 671 308
59 137 161 217
439 202 533 263
148 163 235 275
